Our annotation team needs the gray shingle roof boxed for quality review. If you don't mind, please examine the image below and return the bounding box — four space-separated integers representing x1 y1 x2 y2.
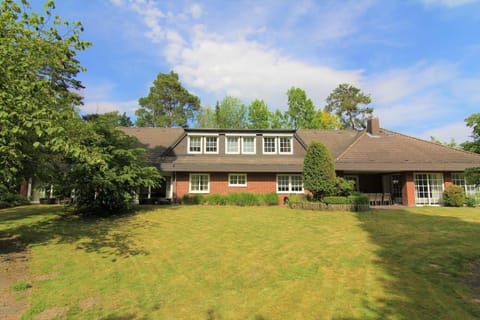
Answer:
122 127 480 173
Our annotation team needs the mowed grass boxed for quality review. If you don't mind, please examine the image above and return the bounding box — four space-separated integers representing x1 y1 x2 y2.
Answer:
1 205 479 319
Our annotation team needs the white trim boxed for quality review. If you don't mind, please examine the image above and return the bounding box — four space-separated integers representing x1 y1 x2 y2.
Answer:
187 136 203 154
263 133 293 137
225 136 241 154
278 136 293 155
204 136 219 154
225 133 256 137
187 132 219 136
263 136 277 154
242 136 256 154
189 173 210 193
228 173 247 187
276 174 304 194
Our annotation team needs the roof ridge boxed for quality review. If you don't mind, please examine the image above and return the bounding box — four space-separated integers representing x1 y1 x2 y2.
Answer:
381 128 480 158
160 130 187 157
334 130 365 161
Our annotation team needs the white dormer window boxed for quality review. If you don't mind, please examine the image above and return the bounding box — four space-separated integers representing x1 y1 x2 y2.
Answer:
242 136 256 154
204 136 218 154
188 136 202 153
263 137 276 154
279 137 293 154
226 136 240 154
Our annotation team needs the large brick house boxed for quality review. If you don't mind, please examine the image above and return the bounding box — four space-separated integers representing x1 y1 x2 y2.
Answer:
121 118 480 206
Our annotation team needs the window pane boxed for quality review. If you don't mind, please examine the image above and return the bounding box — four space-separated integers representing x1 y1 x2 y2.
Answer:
242 137 255 153
279 137 292 153
205 137 217 153
227 137 240 153
189 136 202 152
190 174 209 192
291 175 303 192
229 174 246 186
277 175 289 192
264 137 276 153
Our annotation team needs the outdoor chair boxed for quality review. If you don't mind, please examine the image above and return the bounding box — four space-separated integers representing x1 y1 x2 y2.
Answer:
367 193 376 206
382 193 392 205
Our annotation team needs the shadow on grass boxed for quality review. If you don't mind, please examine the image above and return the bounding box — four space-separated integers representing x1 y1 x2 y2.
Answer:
356 208 480 319
0 205 180 259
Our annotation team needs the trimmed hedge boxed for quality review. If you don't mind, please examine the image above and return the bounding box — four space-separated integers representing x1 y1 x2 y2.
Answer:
182 192 279 206
323 194 369 205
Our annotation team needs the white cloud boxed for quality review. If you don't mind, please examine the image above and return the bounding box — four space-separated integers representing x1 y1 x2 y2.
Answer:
188 3 202 19
175 29 362 108
81 100 139 115
366 61 457 104
419 121 471 143
420 0 480 7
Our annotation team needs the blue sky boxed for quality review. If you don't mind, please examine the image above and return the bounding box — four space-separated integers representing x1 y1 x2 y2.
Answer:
50 0 480 142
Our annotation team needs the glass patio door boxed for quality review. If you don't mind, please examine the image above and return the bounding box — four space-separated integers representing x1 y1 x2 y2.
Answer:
414 173 444 206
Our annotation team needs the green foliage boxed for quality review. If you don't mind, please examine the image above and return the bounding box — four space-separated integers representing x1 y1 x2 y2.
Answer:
464 167 480 185
227 192 260 206
0 0 90 189
303 142 336 200
285 87 316 129
325 83 373 129
181 194 205 205
0 192 30 208
195 106 217 128
214 96 248 128
286 194 308 203
261 192 279 206
12 280 31 291
461 113 480 153
248 99 271 129
206 194 227 205
322 196 349 204
135 71 200 128
322 194 369 205
67 114 162 214
442 185 465 207
332 177 355 196
465 196 477 207
269 109 289 129
202 192 278 206
312 110 342 129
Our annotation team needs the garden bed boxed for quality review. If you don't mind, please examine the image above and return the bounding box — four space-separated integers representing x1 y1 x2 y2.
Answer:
289 201 370 212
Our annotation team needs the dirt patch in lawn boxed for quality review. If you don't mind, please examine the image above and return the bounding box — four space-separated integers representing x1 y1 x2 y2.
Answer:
34 306 69 320
0 233 31 320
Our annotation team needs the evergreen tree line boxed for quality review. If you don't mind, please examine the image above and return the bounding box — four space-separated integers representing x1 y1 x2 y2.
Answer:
133 71 374 130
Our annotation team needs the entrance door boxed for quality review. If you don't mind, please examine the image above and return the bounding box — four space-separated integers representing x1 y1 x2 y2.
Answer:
414 173 444 206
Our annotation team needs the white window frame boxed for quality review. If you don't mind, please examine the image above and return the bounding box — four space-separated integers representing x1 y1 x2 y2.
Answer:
276 174 304 194
242 136 256 154
228 173 247 187
225 136 240 154
263 136 277 154
189 173 210 193
188 136 203 154
204 136 219 154
414 172 444 206
278 136 293 154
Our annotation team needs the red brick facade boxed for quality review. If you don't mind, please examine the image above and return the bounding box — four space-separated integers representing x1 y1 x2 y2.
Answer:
174 172 294 204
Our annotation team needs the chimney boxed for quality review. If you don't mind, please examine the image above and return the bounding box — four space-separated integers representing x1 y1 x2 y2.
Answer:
367 117 380 135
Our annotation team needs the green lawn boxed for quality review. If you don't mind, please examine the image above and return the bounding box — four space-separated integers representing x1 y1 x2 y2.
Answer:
1 205 479 319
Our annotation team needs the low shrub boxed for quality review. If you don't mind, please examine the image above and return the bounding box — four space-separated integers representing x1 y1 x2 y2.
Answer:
181 194 205 205
465 196 476 207
443 185 465 207
206 194 227 205
227 192 260 206
262 192 279 206
12 280 31 291
323 196 349 204
286 194 308 203
348 193 369 205
0 192 30 208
